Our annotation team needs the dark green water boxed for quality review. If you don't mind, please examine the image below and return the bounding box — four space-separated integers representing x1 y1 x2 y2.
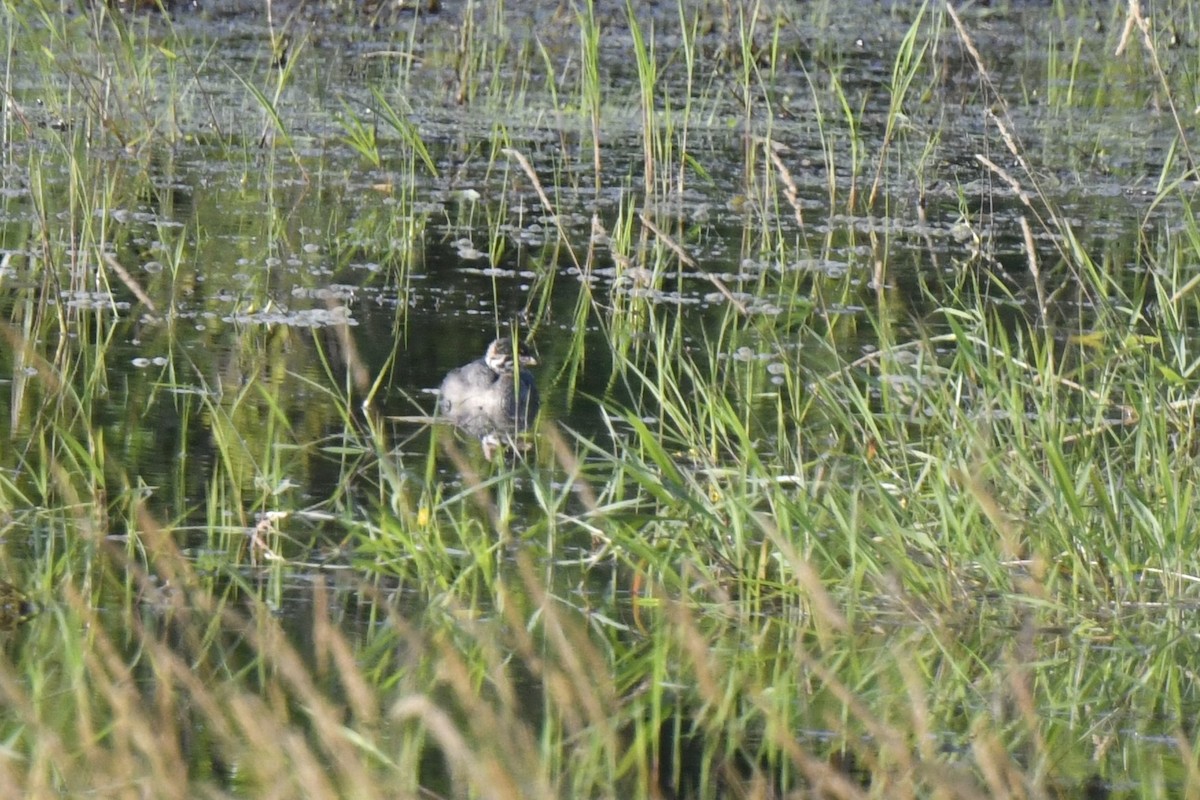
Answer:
0 1 1191 795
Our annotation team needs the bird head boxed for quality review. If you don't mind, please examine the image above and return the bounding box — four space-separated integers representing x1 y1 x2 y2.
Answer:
485 337 537 372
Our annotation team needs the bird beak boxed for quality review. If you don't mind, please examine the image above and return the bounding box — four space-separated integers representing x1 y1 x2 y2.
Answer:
518 353 538 367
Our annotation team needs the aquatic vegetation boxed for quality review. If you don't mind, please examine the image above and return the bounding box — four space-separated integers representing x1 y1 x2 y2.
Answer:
0 0 1198 797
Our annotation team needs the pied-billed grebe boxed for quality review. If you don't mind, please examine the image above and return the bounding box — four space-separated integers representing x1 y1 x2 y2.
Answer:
438 338 539 456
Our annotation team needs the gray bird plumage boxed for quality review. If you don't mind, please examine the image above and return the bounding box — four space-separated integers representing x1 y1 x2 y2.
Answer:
438 338 540 447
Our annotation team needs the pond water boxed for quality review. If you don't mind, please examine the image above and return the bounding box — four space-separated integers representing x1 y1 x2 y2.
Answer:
5 2 1161 472
0 0 1196 796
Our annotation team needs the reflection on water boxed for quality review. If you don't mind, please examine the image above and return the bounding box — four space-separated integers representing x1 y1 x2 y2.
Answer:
0 0 1191 794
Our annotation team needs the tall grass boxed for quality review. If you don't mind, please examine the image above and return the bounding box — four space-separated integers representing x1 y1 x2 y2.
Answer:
2 0 1200 797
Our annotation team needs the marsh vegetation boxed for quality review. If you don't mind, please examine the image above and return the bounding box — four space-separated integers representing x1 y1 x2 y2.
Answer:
0 0 1196 796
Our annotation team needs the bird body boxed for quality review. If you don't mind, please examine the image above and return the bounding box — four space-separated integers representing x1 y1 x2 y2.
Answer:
438 338 539 450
